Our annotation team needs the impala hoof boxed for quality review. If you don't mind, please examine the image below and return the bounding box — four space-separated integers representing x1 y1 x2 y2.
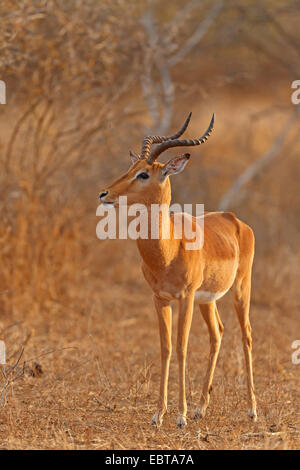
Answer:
248 408 258 422
177 416 187 428
193 407 205 420
152 411 164 427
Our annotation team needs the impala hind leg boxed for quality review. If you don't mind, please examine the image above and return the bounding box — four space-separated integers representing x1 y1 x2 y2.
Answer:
194 301 223 419
232 273 257 421
152 295 172 427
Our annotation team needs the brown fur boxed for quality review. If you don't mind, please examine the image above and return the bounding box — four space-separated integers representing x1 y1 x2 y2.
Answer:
100 158 257 426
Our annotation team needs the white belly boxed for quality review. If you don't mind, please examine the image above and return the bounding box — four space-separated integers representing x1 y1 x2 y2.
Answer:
158 288 230 303
194 289 229 304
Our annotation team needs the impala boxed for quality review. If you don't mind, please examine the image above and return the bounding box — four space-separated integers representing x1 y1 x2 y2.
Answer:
99 113 257 427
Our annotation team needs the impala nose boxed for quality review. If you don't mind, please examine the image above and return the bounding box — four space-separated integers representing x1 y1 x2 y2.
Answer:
99 191 108 201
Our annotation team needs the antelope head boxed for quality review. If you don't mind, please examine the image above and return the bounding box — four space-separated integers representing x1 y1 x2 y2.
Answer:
99 112 214 207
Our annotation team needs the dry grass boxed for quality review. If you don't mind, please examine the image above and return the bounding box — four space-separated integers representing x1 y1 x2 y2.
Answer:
0 260 299 450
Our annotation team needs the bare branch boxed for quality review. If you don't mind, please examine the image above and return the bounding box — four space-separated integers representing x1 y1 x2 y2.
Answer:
141 11 175 134
218 112 298 211
167 0 201 35
140 0 223 134
140 16 160 130
167 0 224 68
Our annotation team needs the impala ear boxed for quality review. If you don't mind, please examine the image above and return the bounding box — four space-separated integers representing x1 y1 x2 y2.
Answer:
129 150 139 164
161 153 190 179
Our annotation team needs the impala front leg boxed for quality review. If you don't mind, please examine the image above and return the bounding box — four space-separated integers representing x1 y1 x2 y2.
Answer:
176 293 195 427
152 294 172 427
194 301 223 419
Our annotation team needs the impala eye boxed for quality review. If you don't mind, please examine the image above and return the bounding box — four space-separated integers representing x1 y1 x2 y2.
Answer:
137 172 149 180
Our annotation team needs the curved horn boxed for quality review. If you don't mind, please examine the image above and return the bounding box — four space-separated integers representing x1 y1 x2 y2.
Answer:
140 112 192 160
146 113 214 164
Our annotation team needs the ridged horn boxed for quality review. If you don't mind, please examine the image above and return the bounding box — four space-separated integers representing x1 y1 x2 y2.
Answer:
147 113 214 164
140 112 192 161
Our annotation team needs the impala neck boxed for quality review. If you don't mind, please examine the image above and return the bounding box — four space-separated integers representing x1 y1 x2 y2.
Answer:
136 179 179 271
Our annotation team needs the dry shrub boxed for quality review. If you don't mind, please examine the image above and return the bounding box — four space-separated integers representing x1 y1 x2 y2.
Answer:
0 0 145 322
0 0 143 98
0 191 84 319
